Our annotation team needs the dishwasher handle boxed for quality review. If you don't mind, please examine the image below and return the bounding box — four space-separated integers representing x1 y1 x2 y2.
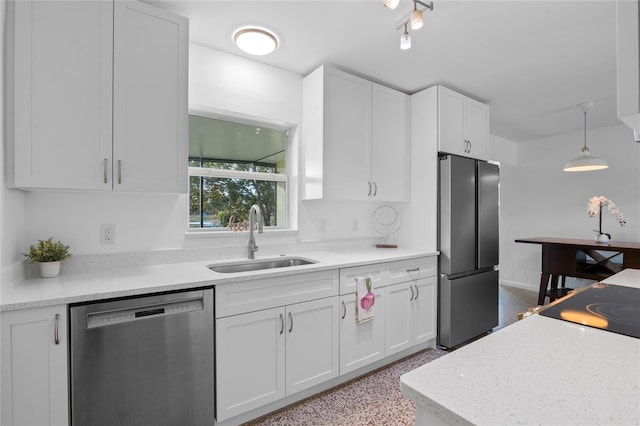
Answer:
135 308 165 318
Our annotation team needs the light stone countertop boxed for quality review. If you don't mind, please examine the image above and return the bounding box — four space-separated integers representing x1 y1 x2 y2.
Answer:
400 268 640 426
600 267 640 287
0 247 436 312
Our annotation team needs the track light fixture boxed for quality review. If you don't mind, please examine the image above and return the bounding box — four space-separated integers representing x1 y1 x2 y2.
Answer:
411 2 424 30
400 23 411 50
383 0 400 10
385 0 433 50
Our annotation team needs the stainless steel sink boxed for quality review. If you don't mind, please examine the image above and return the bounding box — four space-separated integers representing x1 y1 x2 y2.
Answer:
208 257 317 274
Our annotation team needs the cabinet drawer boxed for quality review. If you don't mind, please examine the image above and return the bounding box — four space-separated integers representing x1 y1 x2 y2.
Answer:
388 257 437 285
216 270 339 318
339 264 388 295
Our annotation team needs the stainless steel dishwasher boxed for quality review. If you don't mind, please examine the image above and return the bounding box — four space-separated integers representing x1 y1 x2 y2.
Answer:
70 289 214 426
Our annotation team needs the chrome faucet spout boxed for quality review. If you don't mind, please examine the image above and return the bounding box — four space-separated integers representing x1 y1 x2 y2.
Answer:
248 204 264 259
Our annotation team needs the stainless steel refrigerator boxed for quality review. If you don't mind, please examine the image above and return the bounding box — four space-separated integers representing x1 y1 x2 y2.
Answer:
438 154 499 349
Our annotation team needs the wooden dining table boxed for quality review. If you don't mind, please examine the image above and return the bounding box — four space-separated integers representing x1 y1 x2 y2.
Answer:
515 237 640 305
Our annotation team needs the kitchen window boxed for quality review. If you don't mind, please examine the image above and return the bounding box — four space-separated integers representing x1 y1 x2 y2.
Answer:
188 112 289 230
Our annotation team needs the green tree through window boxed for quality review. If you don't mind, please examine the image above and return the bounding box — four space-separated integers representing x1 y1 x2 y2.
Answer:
188 114 287 229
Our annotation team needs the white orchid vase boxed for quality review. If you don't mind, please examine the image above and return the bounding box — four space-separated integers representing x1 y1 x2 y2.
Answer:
587 196 626 241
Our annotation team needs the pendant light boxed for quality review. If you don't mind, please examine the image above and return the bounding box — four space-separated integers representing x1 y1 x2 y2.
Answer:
563 102 609 172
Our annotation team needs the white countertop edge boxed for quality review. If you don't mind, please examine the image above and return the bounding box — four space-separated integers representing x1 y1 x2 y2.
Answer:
1 248 438 311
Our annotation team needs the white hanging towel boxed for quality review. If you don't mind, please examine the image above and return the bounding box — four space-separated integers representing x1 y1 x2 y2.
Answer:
356 276 375 323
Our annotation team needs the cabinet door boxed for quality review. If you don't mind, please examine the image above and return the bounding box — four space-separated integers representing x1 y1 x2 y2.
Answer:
113 1 188 193
384 282 413 355
323 68 371 200
371 83 410 202
438 86 467 157
1 305 69 426
216 307 286 422
411 276 438 344
339 291 385 375
286 298 339 395
465 98 489 160
10 0 113 190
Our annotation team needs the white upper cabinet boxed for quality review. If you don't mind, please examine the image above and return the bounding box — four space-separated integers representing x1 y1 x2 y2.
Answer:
6 0 188 192
302 66 410 201
437 86 489 160
7 0 113 190
113 1 188 192
371 83 411 201
616 0 640 135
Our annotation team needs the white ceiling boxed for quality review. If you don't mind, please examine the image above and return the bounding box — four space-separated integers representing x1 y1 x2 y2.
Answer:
153 0 622 142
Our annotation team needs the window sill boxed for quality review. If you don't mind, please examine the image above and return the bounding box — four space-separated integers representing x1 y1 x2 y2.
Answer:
184 228 299 239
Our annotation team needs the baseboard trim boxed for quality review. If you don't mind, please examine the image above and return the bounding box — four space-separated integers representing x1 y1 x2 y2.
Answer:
500 279 538 292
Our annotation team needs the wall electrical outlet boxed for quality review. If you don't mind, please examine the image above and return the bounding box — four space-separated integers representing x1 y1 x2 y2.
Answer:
101 224 116 244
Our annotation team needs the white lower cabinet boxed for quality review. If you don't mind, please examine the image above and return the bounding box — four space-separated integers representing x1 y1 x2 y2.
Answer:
339 290 385 375
384 276 437 356
216 297 339 422
0 305 69 426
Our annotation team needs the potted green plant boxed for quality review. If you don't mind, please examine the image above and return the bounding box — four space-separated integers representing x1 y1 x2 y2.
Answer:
22 237 71 278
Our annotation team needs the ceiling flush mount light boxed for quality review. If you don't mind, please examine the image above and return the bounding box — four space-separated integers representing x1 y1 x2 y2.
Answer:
400 23 411 50
383 0 400 10
563 102 609 172
388 1 433 50
233 27 278 56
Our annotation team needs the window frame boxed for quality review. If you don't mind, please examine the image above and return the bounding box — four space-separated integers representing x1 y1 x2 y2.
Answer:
186 108 294 234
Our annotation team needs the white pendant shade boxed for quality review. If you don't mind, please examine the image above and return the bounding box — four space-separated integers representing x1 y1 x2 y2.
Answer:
563 149 609 172
233 28 278 56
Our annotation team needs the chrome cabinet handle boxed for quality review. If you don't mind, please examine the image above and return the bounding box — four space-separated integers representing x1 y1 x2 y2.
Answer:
279 313 284 335
373 182 377 196
342 301 347 319
117 160 122 184
407 267 420 273
54 313 60 345
409 285 415 301
414 285 419 300
468 139 472 153
103 159 108 183
288 312 293 333
367 181 372 196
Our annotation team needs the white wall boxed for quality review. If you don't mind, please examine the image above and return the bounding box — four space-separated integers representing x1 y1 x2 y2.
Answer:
500 123 640 290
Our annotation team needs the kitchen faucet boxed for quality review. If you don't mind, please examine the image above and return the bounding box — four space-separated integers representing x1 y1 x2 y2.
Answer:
248 204 264 259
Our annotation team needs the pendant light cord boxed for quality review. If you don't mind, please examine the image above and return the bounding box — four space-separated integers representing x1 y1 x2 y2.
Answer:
582 111 588 151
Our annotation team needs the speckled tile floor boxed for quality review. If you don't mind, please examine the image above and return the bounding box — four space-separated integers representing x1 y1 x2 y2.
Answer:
245 285 538 426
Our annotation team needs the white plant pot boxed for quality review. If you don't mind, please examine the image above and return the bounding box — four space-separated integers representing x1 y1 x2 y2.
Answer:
40 261 61 278
595 234 610 244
